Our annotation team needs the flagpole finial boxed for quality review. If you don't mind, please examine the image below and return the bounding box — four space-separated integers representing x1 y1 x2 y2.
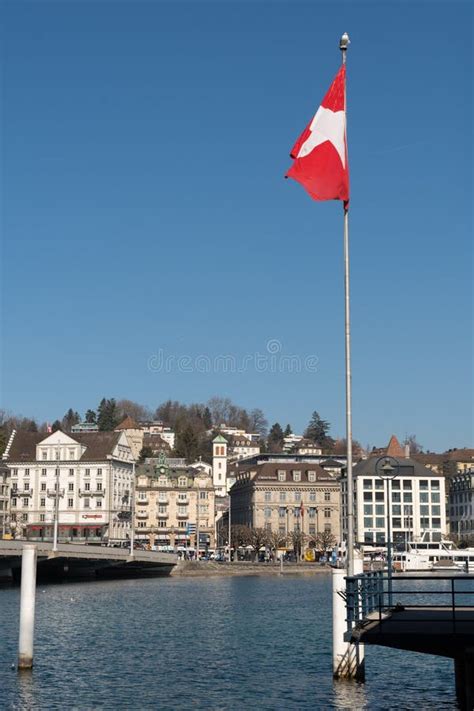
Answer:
339 32 350 51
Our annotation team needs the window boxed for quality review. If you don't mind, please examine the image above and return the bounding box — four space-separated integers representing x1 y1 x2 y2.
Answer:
69 449 75 460
309 507 316 519
40 514 45 522
68 483 74 492
403 480 412 490
41 468 47 476
158 506 168 515
199 505 208 514
68 498 74 508
279 507 286 518
374 479 384 490
308 471 316 482
364 517 373 528
178 521 187 529
292 471 301 482
392 505 401 516
392 518 401 528
279 525 286 535
84 498 90 509
309 492 316 502
279 492 286 502
158 520 168 528
55 450 60 461
420 492 429 503
40 498 46 507
97 468 102 476
324 524 331 532
278 471 286 482
363 479 372 490
158 493 167 503
431 505 441 516
12 498 17 507
178 477 187 487
294 507 300 518
294 492 301 502
375 517 385 528
392 492 401 502
69 468 74 476
364 504 373 515
199 491 207 499
264 507 272 518
264 491 272 502
375 492 384 501
324 492 331 502
431 492 440 503
375 504 385 515
420 505 429 516
403 493 413 503
85 482 91 491
42 450 48 460
324 508 331 518
24 468 30 477
24 482 30 491
96 500 102 508
363 492 373 502
309 524 316 535
178 506 187 515
420 480 429 490
391 480 400 490
432 517 441 528
41 483 46 492
85 468 90 476
23 498 29 508
431 481 440 490
22 513 28 522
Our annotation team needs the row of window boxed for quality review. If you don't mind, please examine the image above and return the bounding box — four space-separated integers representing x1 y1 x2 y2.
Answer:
11 482 104 493
267 507 332 518
364 516 442 529
12 497 103 510
362 478 440 491
12 468 103 477
264 491 331 503
275 470 318 482
363 503 441 516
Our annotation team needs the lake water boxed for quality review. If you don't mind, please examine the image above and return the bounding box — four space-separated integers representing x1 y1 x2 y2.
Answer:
0 574 459 710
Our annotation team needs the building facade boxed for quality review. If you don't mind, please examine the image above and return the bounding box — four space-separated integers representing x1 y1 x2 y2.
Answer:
4 430 134 543
448 470 474 541
230 460 341 542
212 435 228 496
341 445 447 549
135 456 215 551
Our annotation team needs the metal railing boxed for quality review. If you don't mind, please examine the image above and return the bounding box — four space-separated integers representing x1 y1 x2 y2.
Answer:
344 572 474 634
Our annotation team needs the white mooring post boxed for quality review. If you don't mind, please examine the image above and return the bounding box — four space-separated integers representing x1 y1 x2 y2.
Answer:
332 556 365 681
18 545 37 670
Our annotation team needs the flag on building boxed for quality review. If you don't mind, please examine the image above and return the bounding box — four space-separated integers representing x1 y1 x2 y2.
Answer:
300 501 304 517
286 64 349 207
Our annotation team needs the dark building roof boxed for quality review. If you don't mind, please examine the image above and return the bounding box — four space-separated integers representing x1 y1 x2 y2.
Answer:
6 430 123 463
320 458 344 468
143 433 172 454
352 456 441 479
234 461 336 486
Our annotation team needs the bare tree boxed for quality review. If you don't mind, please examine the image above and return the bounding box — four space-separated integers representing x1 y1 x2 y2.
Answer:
246 528 269 561
312 529 337 556
288 529 307 560
266 530 287 562
116 399 152 423
403 434 423 455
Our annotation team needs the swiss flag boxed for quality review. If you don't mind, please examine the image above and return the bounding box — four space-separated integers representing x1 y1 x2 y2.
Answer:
286 65 349 207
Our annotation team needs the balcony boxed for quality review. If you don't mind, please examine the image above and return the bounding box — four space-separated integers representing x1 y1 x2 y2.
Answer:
80 488 105 497
176 496 189 505
136 510 148 519
136 497 149 505
157 497 169 505
176 511 189 519
46 489 65 497
12 489 33 497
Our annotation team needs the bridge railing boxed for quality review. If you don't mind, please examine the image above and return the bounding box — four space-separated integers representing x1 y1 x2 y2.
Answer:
344 573 474 634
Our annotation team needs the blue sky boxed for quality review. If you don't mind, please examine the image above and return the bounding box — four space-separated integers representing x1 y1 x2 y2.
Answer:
2 0 472 451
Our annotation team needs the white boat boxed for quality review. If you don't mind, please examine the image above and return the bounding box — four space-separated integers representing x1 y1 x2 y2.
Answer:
393 533 474 573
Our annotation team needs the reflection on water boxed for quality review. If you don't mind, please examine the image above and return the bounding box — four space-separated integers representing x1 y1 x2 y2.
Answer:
0 575 458 710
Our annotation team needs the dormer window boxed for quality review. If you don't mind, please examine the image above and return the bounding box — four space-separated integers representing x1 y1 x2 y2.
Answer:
278 471 286 482
308 471 316 482
42 450 47 461
69 449 75 460
292 471 301 482
178 476 187 487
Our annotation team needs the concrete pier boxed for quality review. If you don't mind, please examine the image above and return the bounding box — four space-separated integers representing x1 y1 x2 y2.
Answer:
455 650 474 711
332 558 365 680
18 545 37 670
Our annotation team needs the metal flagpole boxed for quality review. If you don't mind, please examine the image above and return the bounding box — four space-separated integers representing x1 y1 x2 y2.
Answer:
340 32 354 578
130 460 135 557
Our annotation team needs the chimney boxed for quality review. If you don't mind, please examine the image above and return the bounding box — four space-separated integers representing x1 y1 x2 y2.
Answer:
405 444 410 459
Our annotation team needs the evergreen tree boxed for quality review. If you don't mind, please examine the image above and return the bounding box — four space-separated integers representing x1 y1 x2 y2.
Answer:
202 407 213 430
174 424 200 463
304 411 334 451
85 409 97 424
267 422 284 452
97 398 120 431
284 424 292 437
138 445 154 463
62 408 80 432
51 420 62 432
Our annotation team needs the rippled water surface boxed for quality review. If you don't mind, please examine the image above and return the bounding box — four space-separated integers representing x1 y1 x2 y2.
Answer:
0 574 459 710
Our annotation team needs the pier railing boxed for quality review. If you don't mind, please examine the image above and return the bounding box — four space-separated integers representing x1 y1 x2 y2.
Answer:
343 573 474 633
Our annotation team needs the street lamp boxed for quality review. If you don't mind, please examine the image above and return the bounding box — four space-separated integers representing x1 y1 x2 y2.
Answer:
375 456 400 606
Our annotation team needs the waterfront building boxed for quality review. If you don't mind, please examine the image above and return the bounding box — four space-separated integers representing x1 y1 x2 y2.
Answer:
341 435 447 549
3 429 134 543
135 456 215 551
0 461 9 536
448 470 474 541
230 460 341 541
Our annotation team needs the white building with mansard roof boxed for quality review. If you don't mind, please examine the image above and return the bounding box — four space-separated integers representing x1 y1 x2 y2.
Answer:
3 429 134 543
